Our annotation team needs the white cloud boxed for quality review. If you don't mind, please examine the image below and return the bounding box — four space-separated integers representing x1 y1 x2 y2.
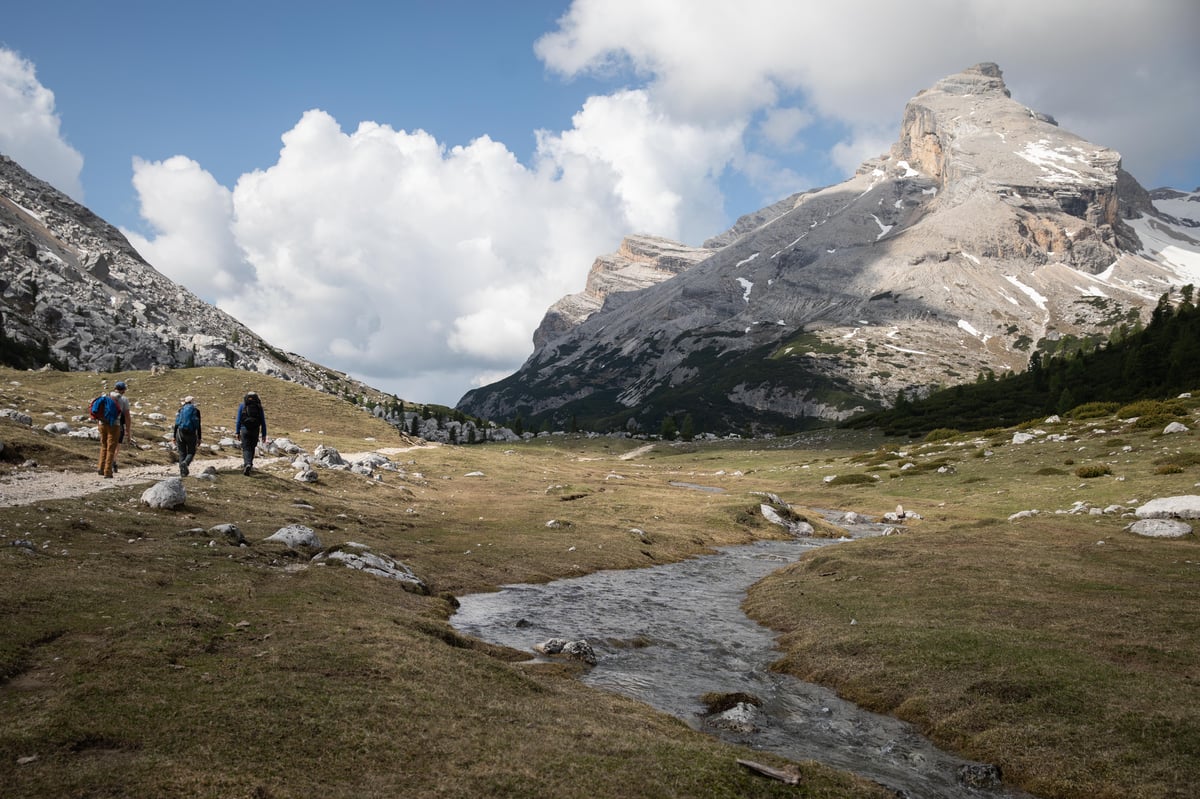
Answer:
0 48 83 201
128 102 740 405
123 156 246 297
758 107 814 151
538 0 1200 189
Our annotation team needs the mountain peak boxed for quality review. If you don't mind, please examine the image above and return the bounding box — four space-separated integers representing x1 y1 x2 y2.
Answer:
458 65 1199 435
928 62 1011 98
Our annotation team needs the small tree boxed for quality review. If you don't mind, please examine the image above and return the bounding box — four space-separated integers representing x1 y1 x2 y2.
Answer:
660 416 678 441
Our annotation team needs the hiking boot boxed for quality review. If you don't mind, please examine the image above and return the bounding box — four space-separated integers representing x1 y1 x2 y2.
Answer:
180 465 189 477
112 462 119 473
243 465 252 476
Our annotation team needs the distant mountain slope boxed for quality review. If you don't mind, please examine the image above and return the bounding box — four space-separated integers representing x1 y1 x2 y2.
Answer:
458 63 1200 435
0 155 385 400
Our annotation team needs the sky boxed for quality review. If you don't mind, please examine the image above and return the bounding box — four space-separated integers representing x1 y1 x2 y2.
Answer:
2 1 1198 406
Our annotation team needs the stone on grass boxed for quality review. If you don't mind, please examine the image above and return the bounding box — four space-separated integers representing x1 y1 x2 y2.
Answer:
313 544 428 593
1135 496 1200 520
1126 519 1193 539
209 523 247 546
1163 421 1189 434
264 524 321 550
140 478 186 509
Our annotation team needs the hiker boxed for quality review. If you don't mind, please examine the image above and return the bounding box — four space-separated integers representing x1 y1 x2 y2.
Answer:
110 381 134 473
173 396 202 477
91 389 122 478
235 391 268 475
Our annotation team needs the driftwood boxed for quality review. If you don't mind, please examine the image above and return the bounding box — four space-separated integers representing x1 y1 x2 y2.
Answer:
736 759 801 785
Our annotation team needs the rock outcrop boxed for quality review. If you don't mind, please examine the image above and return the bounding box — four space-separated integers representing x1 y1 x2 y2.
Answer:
458 64 1200 434
532 234 713 348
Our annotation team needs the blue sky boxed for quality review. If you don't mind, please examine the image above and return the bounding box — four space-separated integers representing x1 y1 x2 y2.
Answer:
2 0 1198 405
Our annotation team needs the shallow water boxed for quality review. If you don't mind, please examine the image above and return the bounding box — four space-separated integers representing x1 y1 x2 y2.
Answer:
453 527 1036 798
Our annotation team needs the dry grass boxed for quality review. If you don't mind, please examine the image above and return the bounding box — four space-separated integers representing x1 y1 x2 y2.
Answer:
0 367 890 799
3 366 1199 798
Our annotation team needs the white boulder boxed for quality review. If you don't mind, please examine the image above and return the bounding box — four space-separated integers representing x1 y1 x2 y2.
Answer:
264 524 321 549
1126 519 1193 539
140 478 186 509
1135 496 1200 520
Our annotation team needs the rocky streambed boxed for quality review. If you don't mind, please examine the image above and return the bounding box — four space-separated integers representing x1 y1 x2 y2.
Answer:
452 514 1036 799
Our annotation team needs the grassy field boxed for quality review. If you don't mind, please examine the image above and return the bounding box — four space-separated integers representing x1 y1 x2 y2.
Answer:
1 366 1198 798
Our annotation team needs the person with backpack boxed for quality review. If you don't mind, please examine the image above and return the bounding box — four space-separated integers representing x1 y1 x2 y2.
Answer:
110 381 134 473
235 391 268 475
90 389 123 478
173 396 202 477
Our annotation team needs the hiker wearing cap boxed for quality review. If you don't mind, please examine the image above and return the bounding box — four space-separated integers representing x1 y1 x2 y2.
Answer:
173 397 202 477
110 380 134 474
235 391 268 475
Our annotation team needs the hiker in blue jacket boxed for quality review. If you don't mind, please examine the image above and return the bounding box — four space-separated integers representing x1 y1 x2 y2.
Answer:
173 396 202 477
235 391 268 475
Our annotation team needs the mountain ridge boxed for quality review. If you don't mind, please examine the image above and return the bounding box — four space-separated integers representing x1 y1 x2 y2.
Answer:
0 154 393 405
457 63 1200 434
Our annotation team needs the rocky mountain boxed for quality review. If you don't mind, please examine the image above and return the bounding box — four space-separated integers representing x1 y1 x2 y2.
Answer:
458 63 1200 435
532 234 713 348
0 154 386 401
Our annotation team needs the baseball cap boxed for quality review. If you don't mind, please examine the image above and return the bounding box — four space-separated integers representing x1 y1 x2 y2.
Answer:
115 381 127 390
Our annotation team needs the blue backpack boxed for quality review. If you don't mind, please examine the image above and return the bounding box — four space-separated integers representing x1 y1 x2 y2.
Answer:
175 403 200 431
89 394 121 425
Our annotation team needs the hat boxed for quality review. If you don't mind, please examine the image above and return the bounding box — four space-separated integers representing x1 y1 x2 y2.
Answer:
182 396 195 405
115 381 127 391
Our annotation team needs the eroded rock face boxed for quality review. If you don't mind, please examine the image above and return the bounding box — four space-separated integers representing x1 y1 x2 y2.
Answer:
532 234 713 348
459 63 1199 433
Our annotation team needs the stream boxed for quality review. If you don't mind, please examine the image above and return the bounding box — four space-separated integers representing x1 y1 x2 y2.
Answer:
452 513 1036 798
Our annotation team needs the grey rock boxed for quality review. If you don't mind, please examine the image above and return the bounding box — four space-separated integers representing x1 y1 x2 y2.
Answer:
140 477 186 509
208 523 247 546
1126 519 1192 539
1135 496 1200 520
264 524 321 549
533 638 596 665
1 409 32 426
314 544 427 592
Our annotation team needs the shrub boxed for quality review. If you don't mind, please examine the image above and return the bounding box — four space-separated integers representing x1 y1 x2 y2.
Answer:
1116 399 1188 420
924 428 960 443
1070 402 1120 420
1156 464 1185 475
1133 414 1175 430
1075 464 1112 479
1153 451 1200 468
827 473 877 486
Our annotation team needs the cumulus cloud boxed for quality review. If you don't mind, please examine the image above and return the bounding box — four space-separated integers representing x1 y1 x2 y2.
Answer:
0 48 83 201
128 102 740 404
537 0 1200 189
28 1 1198 409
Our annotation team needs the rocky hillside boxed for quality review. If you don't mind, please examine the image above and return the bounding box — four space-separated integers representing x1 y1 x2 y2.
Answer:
458 64 1200 434
0 155 388 401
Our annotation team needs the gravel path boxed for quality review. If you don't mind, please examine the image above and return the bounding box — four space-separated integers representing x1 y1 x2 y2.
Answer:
0 445 429 508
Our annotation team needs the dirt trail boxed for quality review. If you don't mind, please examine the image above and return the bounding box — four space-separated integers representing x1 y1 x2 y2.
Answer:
0 446 430 508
